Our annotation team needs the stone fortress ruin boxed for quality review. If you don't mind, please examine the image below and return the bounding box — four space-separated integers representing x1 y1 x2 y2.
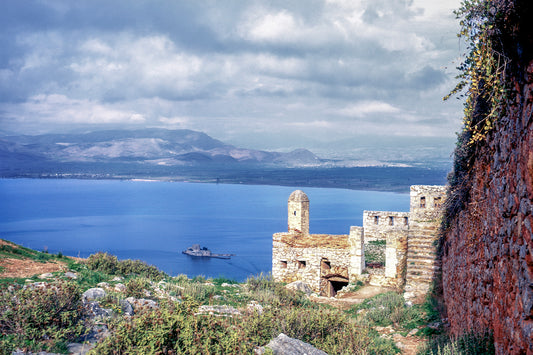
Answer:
272 185 446 301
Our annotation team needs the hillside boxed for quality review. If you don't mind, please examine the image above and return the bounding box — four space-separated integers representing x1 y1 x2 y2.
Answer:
0 239 479 355
0 128 321 169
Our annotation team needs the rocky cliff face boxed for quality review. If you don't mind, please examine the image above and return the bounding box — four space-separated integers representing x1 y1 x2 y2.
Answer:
441 1 533 353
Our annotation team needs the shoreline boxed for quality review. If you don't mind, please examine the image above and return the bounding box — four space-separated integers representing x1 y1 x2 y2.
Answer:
0 165 448 194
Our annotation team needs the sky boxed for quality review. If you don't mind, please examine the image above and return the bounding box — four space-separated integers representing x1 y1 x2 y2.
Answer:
0 0 465 160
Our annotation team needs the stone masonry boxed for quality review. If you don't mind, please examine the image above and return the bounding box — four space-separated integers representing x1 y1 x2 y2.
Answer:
272 186 446 300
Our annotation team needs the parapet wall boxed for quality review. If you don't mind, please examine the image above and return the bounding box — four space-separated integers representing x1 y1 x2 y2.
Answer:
363 211 409 242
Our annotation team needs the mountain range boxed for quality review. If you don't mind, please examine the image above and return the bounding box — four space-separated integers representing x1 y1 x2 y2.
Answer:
0 128 321 169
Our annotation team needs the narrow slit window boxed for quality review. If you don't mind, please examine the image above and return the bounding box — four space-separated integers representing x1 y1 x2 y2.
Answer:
298 260 306 269
389 216 394 226
374 216 379 225
293 210 297 216
420 196 426 208
404 217 409 225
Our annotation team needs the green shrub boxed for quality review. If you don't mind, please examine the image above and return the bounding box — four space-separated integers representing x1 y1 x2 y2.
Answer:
86 252 118 274
191 275 206 283
117 259 167 281
353 292 424 330
212 276 238 286
176 282 216 303
0 281 87 353
418 330 495 355
125 278 151 299
86 252 168 281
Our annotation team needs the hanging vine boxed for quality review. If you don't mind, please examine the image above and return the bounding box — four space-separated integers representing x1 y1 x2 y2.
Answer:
441 0 511 231
445 0 509 146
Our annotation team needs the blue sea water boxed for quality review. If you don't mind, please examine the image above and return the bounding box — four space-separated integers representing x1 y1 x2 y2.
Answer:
0 179 409 281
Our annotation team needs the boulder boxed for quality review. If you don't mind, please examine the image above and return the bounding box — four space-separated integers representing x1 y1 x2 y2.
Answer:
120 299 134 316
114 283 126 292
85 302 113 319
285 281 313 295
38 273 54 279
64 272 78 279
82 288 106 301
246 301 264 315
255 333 328 355
126 297 158 310
196 305 241 316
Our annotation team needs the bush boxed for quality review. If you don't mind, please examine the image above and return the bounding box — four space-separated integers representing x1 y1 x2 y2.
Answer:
0 281 87 353
86 252 118 275
419 330 495 355
125 278 151 299
353 292 424 330
86 252 168 281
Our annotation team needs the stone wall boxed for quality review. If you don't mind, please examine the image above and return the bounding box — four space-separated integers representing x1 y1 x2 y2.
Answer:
441 58 533 353
272 233 350 294
441 2 533 352
273 185 445 297
363 211 409 242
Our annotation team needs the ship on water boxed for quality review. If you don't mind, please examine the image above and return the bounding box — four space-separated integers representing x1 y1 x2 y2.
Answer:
182 244 234 259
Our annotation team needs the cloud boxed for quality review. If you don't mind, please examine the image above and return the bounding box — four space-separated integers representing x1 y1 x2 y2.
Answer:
337 101 401 118
2 94 146 133
0 0 464 155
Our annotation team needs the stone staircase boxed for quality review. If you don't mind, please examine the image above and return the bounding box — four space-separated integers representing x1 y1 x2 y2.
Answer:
404 233 440 300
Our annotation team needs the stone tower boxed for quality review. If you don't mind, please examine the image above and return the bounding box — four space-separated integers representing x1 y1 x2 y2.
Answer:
288 190 309 235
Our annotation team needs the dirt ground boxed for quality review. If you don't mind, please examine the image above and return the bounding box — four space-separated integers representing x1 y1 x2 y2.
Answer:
0 258 66 278
0 239 83 278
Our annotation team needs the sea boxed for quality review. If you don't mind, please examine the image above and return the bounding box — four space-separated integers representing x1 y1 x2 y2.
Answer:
0 179 410 281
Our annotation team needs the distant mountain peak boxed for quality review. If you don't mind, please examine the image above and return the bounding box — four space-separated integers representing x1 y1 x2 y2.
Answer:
1 128 322 168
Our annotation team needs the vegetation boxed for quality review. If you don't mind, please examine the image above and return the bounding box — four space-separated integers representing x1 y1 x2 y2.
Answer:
0 241 497 354
0 281 87 353
418 330 495 355
87 251 168 281
443 0 521 229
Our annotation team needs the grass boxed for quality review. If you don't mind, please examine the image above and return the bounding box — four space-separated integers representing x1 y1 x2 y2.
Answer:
0 240 55 262
365 240 386 265
418 330 495 355
0 241 496 355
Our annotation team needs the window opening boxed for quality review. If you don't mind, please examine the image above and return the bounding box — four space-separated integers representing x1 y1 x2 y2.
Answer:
404 217 409 225
420 196 426 208
389 216 394 226
374 216 379 224
298 260 306 269
434 197 442 208
280 261 287 269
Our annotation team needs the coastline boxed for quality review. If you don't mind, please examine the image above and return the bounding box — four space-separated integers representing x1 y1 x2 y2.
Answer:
0 165 448 193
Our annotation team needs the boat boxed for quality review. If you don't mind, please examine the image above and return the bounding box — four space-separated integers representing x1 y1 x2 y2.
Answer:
182 244 235 259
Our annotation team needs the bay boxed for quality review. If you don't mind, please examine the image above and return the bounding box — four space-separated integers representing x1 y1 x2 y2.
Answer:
0 179 409 281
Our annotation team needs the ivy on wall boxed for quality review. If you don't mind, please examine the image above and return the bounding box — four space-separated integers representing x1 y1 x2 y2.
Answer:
442 0 512 230
445 0 509 146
